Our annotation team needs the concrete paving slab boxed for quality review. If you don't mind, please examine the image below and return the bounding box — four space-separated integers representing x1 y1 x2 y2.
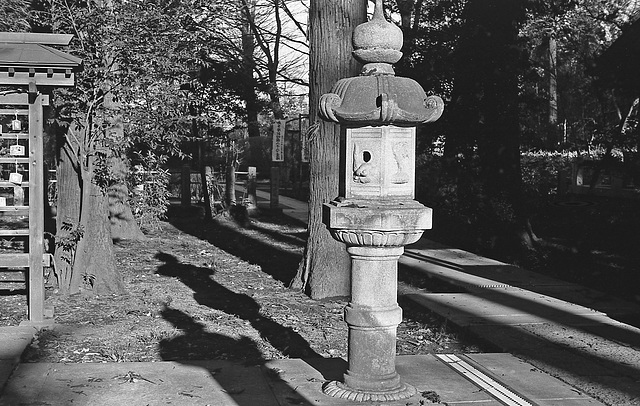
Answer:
407 291 611 327
468 325 640 406
1 354 605 406
525 285 640 314
265 354 606 405
0 326 36 361
410 291 640 360
0 360 279 406
264 356 502 405
0 325 37 395
408 289 640 406
398 355 501 405
516 323 640 376
0 364 15 397
402 249 578 290
403 243 640 323
239 186 308 219
465 353 603 405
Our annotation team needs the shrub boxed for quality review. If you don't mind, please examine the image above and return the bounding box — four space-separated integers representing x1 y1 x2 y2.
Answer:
128 152 170 231
520 150 577 196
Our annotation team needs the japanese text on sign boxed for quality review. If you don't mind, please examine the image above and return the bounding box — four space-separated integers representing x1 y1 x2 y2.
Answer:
272 119 286 162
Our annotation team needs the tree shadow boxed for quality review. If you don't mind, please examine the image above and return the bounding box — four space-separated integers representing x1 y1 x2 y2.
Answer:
249 221 307 247
401 245 640 402
167 209 303 285
155 252 321 360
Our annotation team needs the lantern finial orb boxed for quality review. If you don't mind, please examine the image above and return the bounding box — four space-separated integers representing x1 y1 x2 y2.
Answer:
352 0 403 75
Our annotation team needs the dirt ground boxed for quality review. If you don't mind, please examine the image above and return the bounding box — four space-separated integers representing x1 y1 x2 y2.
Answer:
1 205 485 365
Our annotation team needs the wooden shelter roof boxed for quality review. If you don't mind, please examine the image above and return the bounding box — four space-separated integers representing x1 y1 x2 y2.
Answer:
0 32 81 87
0 43 82 68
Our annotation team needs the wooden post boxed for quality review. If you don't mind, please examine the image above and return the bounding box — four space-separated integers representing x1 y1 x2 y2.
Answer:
270 164 280 210
28 89 44 322
181 164 191 206
197 140 212 220
246 166 258 214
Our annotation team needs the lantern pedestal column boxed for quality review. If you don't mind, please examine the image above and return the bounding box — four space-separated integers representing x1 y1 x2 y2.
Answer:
322 201 431 402
315 0 444 401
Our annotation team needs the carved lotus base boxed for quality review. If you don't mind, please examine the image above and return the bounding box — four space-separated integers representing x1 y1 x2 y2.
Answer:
323 380 417 402
330 229 423 246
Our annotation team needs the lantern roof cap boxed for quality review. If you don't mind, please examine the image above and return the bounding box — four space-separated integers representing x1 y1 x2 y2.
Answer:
318 1 443 126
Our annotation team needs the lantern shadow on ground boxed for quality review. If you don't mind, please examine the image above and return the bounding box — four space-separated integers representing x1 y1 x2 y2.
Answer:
154 252 341 405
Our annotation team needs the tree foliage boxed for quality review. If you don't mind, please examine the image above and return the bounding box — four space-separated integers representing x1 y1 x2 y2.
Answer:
22 0 310 295
0 0 31 31
393 0 640 258
521 0 640 150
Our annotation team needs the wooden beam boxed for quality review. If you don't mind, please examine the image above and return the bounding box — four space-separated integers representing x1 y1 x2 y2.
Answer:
0 270 27 282
0 253 29 268
0 92 49 106
0 71 75 87
0 206 28 212
0 181 29 188
0 229 29 236
0 109 29 115
0 157 29 164
0 134 30 140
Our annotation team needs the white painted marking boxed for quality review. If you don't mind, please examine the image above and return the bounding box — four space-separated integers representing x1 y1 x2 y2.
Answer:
436 354 533 406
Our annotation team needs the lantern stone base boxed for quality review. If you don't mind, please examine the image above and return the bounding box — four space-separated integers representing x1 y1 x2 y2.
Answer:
323 380 416 402
322 200 431 402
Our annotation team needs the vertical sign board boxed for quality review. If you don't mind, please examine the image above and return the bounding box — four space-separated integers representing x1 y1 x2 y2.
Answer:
300 115 309 163
272 119 286 162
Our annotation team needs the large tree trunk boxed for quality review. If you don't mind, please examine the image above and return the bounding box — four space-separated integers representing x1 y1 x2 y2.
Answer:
473 0 525 240
547 34 558 148
198 140 213 221
241 0 261 138
53 144 81 294
54 127 125 295
225 143 238 208
74 160 124 295
446 0 530 252
289 0 366 299
102 1 144 241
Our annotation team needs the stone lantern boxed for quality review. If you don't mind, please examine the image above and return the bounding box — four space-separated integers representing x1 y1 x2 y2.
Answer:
318 0 444 402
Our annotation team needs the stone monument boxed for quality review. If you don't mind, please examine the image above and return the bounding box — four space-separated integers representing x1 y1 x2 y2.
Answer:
318 0 444 401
